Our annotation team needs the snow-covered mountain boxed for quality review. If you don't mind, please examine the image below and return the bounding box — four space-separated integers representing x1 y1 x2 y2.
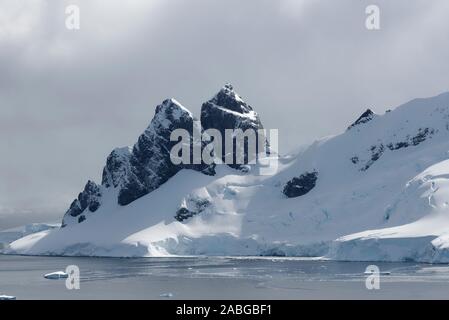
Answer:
6 86 449 262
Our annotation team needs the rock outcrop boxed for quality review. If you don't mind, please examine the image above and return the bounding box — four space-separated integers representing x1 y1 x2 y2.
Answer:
62 85 265 226
201 84 265 168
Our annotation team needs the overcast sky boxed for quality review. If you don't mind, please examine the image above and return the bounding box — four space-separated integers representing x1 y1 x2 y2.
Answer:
1 0 449 229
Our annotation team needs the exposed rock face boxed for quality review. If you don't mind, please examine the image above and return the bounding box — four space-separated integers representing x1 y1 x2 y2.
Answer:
101 147 132 190
62 85 269 227
387 127 436 150
201 84 265 168
62 180 102 227
348 109 376 130
355 127 436 171
63 98 216 226
175 197 211 222
283 171 318 198
104 98 214 206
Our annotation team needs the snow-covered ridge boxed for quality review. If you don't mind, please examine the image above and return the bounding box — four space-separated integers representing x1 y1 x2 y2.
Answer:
0 223 59 250
5 89 449 262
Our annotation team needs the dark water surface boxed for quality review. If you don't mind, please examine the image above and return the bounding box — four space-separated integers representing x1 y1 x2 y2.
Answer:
1 255 449 300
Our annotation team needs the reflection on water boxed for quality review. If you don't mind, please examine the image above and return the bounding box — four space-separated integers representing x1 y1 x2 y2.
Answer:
0 255 448 299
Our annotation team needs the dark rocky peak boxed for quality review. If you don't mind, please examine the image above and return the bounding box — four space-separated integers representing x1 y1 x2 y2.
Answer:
148 98 194 134
201 84 263 128
62 180 102 227
348 109 376 130
64 98 215 226
102 147 132 189
102 99 192 190
201 84 265 168
207 83 253 114
112 98 213 206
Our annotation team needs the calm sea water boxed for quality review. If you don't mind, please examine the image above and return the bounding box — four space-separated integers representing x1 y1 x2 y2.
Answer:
1 254 449 300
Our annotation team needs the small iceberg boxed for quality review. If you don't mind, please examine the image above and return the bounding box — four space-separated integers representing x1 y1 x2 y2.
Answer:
160 292 174 298
44 271 69 279
0 294 16 300
363 271 391 275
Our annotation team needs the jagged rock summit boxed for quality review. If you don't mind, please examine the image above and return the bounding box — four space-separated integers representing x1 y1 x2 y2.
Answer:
347 108 376 130
102 98 213 207
62 85 264 227
201 84 265 167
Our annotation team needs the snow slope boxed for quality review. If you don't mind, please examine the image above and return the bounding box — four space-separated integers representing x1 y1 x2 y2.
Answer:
328 159 449 263
6 88 449 262
0 223 59 250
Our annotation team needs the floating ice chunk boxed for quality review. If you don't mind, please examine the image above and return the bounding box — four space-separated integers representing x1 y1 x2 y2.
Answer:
0 294 16 300
363 270 391 275
160 292 174 298
44 271 69 279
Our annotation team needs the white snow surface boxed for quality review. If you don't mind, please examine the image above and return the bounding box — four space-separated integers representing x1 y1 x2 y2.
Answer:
6 92 449 262
0 223 59 249
44 271 69 279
